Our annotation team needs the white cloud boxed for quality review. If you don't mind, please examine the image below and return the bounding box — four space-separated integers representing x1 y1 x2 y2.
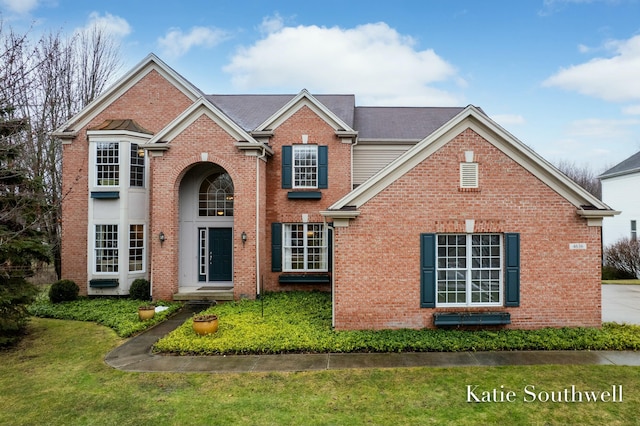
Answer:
223 21 463 106
566 117 640 139
622 104 640 115
491 114 526 126
542 34 640 102
0 0 39 14
80 12 131 39
158 26 228 59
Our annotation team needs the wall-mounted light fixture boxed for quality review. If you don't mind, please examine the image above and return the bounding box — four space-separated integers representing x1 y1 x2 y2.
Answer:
159 231 166 244
137 148 145 158
241 231 247 246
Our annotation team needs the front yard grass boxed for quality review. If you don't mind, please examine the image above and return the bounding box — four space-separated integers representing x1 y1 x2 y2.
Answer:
2 317 639 426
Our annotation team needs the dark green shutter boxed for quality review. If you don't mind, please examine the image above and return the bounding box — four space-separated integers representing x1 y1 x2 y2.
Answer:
281 146 292 189
504 233 520 307
420 233 436 308
318 145 328 189
271 223 283 272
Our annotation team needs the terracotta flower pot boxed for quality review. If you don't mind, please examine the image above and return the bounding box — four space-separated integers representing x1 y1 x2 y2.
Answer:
193 314 219 335
138 306 155 321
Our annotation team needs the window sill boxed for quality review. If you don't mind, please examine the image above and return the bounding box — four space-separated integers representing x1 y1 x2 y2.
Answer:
287 191 322 200
458 187 481 193
433 312 510 326
279 274 330 284
91 191 120 199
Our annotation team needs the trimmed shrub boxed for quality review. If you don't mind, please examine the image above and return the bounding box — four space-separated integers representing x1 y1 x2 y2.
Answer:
48 279 79 303
129 278 151 301
602 265 636 280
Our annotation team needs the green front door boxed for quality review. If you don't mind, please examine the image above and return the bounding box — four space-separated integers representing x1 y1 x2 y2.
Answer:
208 228 232 281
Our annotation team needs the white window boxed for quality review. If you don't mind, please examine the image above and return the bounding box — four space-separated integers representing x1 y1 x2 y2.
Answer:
95 224 118 273
96 142 119 186
130 144 145 187
436 234 502 306
128 224 144 272
460 162 478 188
283 223 327 271
293 145 318 188
199 172 234 216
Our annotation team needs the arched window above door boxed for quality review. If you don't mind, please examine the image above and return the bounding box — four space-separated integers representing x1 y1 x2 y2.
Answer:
199 172 234 217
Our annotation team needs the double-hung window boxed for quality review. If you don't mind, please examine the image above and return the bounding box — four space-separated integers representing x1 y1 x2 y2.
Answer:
129 224 144 272
283 223 327 271
96 142 119 186
130 144 145 187
632 220 637 241
95 224 118 273
436 234 502 306
293 145 318 188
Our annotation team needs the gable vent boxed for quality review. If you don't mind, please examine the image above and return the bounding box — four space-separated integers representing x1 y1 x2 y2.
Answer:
460 163 478 188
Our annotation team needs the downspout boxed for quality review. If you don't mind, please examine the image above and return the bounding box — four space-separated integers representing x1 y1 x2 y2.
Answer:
256 145 267 297
325 219 336 328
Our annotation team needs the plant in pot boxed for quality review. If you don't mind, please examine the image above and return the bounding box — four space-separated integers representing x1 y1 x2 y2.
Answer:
138 304 156 321
192 314 219 335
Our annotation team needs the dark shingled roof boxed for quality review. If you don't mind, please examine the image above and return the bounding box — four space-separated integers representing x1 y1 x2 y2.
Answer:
206 94 469 141
354 106 464 140
88 119 153 134
206 94 355 131
600 150 640 179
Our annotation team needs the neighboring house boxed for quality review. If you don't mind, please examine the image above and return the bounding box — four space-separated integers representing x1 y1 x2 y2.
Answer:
53 54 617 330
600 150 640 248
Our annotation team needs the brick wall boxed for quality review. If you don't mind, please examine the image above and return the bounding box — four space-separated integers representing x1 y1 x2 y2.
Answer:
264 105 352 291
61 70 194 294
332 128 602 330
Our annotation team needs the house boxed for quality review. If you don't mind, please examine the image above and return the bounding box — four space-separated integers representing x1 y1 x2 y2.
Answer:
600 150 640 247
53 54 617 330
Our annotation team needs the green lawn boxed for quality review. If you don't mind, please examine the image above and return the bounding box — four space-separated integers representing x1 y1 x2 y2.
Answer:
1 318 639 425
602 280 640 285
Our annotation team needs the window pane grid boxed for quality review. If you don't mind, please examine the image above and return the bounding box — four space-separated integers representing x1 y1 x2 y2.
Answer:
436 234 502 306
96 142 119 186
130 144 145 187
283 223 327 271
95 224 118 272
128 224 144 272
199 172 234 217
293 146 317 188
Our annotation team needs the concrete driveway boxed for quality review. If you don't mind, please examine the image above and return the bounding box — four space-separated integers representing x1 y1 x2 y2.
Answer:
602 285 640 324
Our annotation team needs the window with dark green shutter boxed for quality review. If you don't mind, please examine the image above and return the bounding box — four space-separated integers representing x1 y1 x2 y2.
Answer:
282 145 328 189
421 233 520 308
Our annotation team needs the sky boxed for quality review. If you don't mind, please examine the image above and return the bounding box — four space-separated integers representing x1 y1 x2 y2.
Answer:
2 0 640 172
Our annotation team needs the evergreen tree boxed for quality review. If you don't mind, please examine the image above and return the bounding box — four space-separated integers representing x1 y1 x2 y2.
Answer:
0 101 50 347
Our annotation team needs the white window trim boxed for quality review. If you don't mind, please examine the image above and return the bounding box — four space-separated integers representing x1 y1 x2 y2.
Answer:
292 144 319 189
283 223 328 272
435 233 503 307
128 224 145 273
94 224 119 274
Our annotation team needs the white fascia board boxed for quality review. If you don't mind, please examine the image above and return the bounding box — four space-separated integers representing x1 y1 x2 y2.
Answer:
52 53 202 136
148 98 259 145
329 105 614 213
255 89 355 133
462 109 612 211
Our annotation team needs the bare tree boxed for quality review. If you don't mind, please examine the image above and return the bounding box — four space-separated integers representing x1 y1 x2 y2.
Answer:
555 160 603 200
0 19 123 278
604 238 640 279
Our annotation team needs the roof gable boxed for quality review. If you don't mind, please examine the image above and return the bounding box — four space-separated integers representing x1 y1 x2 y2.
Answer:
600 150 640 179
253 89 356 133
52 53 202 138
324 105 614 220
147 98 258 145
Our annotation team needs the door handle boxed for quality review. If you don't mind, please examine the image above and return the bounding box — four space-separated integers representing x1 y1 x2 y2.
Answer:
209 252 213 262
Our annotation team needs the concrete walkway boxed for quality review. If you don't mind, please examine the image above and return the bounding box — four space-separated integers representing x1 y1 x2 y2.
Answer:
105 285 640 373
